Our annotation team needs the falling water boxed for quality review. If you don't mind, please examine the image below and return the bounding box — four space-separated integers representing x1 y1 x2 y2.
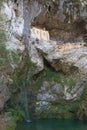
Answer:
22 0 41 123
23 82 31 123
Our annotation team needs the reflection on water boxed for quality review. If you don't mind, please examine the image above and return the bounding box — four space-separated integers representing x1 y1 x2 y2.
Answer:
15 119 87 130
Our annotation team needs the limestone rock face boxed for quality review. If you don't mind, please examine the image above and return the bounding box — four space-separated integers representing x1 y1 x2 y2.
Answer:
59 47 87 74
0 75 12 110
1 0 87 74
28 38 87 75
0 113 13 130
32 0 87 42
36 77 86 113
1 1 24 51
2 0 87 50
0 0 87 121
27 38 44 74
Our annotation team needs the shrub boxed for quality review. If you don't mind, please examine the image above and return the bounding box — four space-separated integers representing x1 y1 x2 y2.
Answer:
37 99 81 119
5 120 16 130
7 108 25 122
82 82 87 106
5 108 24 130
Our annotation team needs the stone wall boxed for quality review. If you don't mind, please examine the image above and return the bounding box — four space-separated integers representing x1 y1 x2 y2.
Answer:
56 43 83 52
49 40 83 52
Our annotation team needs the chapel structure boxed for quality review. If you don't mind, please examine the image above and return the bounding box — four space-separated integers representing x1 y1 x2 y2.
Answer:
30 27 50 41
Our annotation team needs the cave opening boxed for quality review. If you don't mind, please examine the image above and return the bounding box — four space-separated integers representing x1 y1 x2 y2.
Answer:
43 58 56 71
74 20 86 34
14 0 17 3
73 19 87 42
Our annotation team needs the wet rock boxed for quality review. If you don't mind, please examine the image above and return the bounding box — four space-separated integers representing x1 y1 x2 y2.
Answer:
36 77 86 112
0 113 14 130
36 101 50 112
0 75 12 110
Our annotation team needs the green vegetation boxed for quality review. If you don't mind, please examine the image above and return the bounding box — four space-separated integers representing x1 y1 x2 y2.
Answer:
0 8 20 74
84 43 87 47
37 100 81 119
0 8 10 75
0 0 86 123
8 53 35 120
82 82 87 106
0 6 22 129
0 43 20 75
7 108 25 121
0 5 8 70
33 68 80 119
5 108 24 130
10 53 80 120
11 50 20 64
0 30 7 43
72 0 80 3
5 120 16 130
0 0 4 9
0 8 7 42
35 68 79 91
0 44 10 67
12 52 35 92
0 13 7 51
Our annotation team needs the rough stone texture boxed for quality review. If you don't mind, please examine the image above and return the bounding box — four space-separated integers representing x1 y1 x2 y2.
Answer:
28 38 87 75
27 38 44 74
1 0 87 74
2 0 87 52
0 113 13 130
0 0 24 112
30 27 50 41
59 47 87 74
36 77 86 112
1 1 24 51
0 75 12 110
1 0 87 121
32 0 87 42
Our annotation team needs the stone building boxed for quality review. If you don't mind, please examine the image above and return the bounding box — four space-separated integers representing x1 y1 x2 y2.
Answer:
30 27 50 41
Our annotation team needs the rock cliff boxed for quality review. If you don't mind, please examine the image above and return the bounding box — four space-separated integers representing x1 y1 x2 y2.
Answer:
0 0 87 129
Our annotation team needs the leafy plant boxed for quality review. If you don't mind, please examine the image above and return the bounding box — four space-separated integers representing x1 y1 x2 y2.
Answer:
7 108 25 121
0 44 10 70
5 121 16 130
37 100 81 119
11 51 20 64
12 53 34 90
82 82 87 106
5 108 25 130
35 68 79 92
71 0 81 4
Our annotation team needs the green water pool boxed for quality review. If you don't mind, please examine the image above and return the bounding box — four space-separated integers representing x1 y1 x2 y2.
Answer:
15 119 87 130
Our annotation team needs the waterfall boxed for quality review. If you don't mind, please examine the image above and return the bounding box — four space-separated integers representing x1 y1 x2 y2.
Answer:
23 82 31 123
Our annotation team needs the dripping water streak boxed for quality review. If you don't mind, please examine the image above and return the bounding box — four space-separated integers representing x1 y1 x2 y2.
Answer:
23 82 31 123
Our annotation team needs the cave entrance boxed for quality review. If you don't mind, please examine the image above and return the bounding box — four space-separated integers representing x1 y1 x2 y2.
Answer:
74 20 86 33
74 19 87 42
43 58 55 71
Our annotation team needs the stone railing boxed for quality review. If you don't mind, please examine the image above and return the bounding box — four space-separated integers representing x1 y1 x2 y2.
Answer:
49 40 83 52
56 43 83 52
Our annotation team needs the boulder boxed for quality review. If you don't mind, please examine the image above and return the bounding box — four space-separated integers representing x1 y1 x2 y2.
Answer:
29 39 87 75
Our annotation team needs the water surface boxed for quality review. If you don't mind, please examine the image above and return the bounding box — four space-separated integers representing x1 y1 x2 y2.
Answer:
15 119 87 130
